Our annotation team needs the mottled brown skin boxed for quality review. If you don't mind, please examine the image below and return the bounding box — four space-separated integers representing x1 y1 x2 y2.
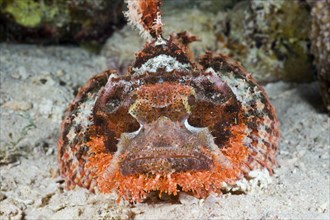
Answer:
133 36 192 68
58 71 110 190
199 52 279 171
58 35 279 202
58 0 279 202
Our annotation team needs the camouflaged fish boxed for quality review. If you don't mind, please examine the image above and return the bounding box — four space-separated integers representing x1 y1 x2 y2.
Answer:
58 0 280 203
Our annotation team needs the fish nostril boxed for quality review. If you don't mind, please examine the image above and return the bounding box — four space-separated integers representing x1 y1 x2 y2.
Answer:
188 94 196 106
105 98 121 113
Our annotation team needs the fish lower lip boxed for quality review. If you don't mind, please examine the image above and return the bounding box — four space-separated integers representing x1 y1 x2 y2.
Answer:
120 152 213 175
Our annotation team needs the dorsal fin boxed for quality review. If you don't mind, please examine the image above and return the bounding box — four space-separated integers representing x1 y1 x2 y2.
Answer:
124 0 163 39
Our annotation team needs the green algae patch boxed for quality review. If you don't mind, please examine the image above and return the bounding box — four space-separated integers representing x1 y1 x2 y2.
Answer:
1 0 64 28
0 0 125 46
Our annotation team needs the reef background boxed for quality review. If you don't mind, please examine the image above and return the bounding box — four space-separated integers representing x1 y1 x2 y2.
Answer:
0 0 329 219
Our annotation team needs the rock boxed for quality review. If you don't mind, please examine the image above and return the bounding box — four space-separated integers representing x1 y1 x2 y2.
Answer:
215 0 314 82
162 8 217 59
179 192 200 205
10 66 29 80
163 0 242 13
204 193 220 206
310 0 330 112
0 200 25 220
101 26 144 74
0 0 126 47
0 192 7 201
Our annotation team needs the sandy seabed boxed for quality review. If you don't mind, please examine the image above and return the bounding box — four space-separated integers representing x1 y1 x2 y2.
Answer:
0 43 329 219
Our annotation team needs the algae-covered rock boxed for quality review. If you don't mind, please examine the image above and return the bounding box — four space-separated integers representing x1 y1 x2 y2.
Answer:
163 0 242 13
163 8 217 58
215 0 314 82
0 0 125 46
310 0 330 112
0 0 62 28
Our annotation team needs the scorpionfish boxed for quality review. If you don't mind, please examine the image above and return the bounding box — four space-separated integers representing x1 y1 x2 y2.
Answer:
58 0 280 203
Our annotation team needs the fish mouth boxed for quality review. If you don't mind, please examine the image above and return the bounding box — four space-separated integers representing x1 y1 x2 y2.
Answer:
120 148 213 175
